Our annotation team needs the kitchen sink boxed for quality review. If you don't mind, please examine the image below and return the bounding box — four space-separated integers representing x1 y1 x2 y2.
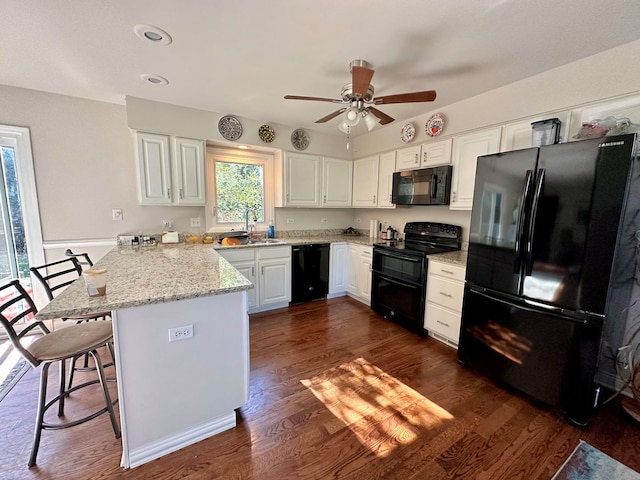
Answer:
247 239 286 245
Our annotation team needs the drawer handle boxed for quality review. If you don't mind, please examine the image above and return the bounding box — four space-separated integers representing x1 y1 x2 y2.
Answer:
436 320 450 327
439 292 453 298
441 269 455 275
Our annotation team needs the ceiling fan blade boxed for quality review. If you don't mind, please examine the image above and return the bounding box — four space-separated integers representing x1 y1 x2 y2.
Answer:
315 108 347 123
352 66 375 98
374 90 437 104
367 107 394 125
284 95 343 103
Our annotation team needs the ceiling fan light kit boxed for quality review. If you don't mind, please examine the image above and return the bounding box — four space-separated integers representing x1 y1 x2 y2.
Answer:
284 59 437 136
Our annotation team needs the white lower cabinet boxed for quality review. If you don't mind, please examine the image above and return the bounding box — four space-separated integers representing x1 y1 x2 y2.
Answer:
346 244 373 305
218 246 291 313
329 242 348 297
424 259 466 348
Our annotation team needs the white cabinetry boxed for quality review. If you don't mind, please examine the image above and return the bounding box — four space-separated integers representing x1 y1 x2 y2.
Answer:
284 153 352 207
421 138 452 167
322 157 353 207
352 156 379 207
218 246 291 313
500 112 571 152
424 259 466 348
329 242 348 297
377 151 396 208
450 127 502 210
346 244 372 305
395 145 421 171
284 152 321 207
136 132 206 206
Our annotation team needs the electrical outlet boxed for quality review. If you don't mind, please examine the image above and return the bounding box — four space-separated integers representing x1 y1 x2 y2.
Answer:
286 218 295 224
162 220 174 229
112 208 123 221
168 325 194 342
321 218 328 223
190 217 201 228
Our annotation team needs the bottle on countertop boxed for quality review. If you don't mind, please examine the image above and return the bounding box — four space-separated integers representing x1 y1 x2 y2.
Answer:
386 226 393 241
268 220 275 239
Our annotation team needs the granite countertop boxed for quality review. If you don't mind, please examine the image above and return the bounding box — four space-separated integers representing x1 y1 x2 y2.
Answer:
429 250 468 267
35 244 253 321
211 234 378 249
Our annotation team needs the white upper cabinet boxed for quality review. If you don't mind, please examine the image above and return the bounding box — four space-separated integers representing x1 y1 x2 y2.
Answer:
352 155 379 207
174 137 206 205
283 153 351 208
136 132 205 206
395 145 421 171
322 157 352 207
284 152 321 207
500 112 572 152
421 138 452 167
377 151 396 208
450 127 502 210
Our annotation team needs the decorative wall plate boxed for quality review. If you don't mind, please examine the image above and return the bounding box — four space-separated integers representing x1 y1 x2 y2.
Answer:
258 124 275 143
400 123 416 143
425 113 445 137
218 115 243 141
291 128 310 150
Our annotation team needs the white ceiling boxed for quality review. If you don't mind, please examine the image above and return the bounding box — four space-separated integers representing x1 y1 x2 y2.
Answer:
3 0 640 137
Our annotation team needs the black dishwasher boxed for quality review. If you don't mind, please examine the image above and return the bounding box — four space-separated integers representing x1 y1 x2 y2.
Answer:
291 243 330 304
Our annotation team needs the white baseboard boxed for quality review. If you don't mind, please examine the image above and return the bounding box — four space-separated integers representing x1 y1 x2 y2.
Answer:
124 412 237 469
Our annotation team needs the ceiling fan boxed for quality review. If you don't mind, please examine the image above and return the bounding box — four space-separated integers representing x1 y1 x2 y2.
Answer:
284 59 436 132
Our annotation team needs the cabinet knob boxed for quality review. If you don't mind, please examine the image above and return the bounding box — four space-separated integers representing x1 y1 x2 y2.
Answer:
179 188 184 199
252 267 255 276
324 195 327 203
373 195 376 203
167 188 171 199
286 193 290 202
415 153 419 164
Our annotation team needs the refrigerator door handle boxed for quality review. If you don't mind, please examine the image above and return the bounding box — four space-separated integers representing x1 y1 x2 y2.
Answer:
525 168 545 276
514 169 534 273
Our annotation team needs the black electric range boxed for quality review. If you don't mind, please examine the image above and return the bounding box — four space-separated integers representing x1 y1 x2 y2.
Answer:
371 222 462 333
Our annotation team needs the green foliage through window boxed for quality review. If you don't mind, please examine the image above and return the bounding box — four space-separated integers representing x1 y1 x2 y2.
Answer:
215 161 264 223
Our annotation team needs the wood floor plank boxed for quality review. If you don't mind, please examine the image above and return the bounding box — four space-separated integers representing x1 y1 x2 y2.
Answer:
1 296 639 479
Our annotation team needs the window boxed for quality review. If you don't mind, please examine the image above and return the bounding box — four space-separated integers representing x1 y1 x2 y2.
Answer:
206 148 275 231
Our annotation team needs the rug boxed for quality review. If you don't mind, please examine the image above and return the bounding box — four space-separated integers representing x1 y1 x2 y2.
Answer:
552 440 640 480
0 358 30 403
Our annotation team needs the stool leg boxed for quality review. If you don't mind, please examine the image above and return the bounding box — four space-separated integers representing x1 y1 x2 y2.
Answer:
67 355 78 391
57 358 66 417
29 362 50 468
89 350 121 438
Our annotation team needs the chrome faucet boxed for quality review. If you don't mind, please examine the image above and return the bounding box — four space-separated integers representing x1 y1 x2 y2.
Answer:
245 209 258 233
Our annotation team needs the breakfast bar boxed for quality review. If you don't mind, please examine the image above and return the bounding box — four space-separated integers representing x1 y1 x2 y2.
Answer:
35 244 253 468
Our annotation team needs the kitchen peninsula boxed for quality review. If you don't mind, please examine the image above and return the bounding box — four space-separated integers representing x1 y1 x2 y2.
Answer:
35 244 253 469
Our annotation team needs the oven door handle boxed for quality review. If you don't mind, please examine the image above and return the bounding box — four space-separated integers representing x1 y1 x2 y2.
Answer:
375 251 424 263
372 271 424 289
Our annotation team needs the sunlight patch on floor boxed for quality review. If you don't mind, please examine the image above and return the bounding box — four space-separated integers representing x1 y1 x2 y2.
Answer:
301 357 453 457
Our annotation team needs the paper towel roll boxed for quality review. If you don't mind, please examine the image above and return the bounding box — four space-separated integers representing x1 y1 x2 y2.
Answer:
370 219 379 239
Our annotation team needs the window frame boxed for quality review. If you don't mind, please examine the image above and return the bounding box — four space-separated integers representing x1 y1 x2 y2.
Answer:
206 147 275 233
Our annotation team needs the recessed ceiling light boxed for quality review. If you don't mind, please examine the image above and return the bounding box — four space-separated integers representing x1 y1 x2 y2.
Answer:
141 74 169 86
134 24 172 46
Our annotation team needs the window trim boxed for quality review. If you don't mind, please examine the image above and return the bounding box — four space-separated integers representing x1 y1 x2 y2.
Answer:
206 147 275 232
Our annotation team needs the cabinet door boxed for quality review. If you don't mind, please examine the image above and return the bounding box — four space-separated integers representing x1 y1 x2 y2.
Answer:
174 137 206 205
358 247 373 304
284 153 321 207
322 157 352 207
421 138 452 167
377 151 396 208
450 127 502 210
232 260 257 310
352 156 379 207
395 145 421 171
259 258 291 306
329 243 348 294
136 132 172 205
347 244 360 295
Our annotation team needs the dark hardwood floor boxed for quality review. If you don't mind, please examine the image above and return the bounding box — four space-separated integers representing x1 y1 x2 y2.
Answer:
1 296 639 479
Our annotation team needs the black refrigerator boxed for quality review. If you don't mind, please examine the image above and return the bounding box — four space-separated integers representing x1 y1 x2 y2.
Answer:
458 133 639 427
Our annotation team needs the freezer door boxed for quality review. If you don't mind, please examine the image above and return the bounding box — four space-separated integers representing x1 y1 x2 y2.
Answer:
522 135 634 314
458 287 602 426
466 148 539 295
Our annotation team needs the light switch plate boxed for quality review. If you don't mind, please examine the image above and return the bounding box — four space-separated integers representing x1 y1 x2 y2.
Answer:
190 218 201 227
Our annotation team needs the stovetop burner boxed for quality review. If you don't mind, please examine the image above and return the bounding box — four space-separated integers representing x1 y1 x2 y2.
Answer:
374 222 462 257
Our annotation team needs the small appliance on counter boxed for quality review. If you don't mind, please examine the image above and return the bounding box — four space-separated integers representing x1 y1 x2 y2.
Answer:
161 231 179 244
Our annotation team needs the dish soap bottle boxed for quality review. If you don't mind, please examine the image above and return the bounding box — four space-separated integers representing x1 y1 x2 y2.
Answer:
268 220 275 239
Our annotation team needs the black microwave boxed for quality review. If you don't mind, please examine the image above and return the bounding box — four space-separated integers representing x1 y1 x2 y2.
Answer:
392 165 452 205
